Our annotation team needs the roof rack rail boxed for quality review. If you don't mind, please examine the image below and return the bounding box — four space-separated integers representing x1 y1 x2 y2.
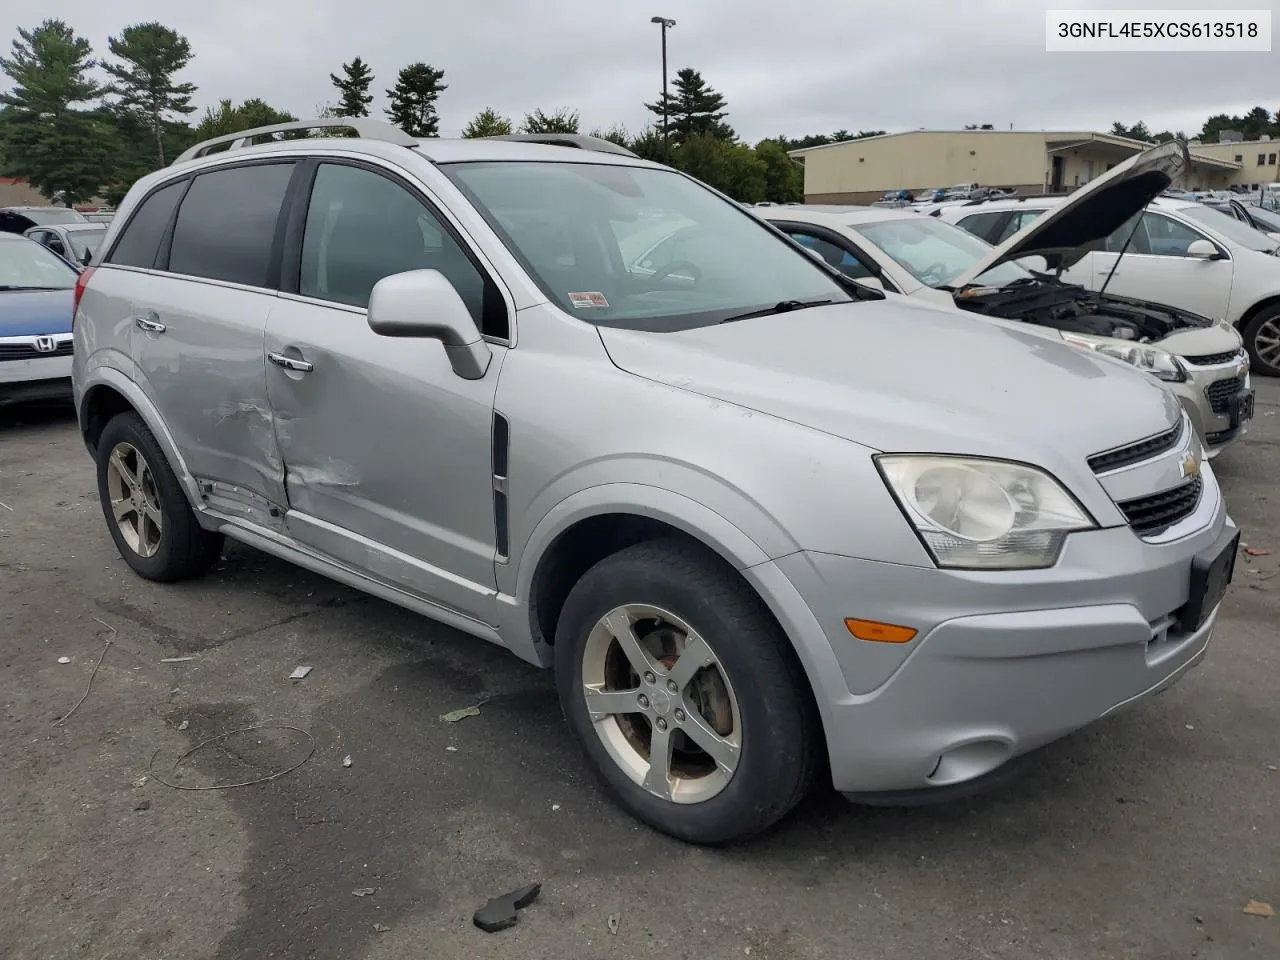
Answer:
173 117 419 165
483 133 639 158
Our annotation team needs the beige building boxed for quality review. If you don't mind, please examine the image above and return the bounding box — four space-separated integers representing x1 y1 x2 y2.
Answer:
0 176 108 212
789 129 1243 204
1181 137 1280 194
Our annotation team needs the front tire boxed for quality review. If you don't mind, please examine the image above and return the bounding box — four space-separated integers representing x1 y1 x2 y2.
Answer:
554 538 817 844
95 412 223 582
1242 305 1280 377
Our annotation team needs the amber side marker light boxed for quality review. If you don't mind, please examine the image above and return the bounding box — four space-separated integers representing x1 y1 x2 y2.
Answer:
844 618 918 644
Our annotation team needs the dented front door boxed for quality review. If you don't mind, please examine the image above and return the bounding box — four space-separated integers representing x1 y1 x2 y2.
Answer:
130 272 287 522
263 296 504 622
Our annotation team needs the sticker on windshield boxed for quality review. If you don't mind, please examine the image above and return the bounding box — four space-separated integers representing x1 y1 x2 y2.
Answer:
568 291 609 308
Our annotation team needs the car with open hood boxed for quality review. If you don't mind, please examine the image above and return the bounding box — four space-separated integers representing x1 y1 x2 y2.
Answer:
72 118 1238 844
938 154 1280 381
760 141 1253 457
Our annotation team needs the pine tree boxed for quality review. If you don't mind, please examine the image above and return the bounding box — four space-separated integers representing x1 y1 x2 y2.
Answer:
462 107 512 138
330 56 374 118
385 63 446 137
0 20 111 205
102 22 197 166
645 68 734 145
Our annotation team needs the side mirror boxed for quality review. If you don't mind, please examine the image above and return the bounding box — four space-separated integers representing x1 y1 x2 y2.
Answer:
367 269 492 380
856 276 885 292
1186 239 1219 260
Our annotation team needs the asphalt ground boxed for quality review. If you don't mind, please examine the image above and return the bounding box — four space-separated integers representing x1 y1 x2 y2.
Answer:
1 383 1277 960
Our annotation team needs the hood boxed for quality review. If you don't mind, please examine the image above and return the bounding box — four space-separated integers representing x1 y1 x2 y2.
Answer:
597 298 1182 467
0 288 75 337
952 139 1192 286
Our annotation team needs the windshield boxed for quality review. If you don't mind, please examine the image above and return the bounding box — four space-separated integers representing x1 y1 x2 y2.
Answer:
1179 204 1278 251
855 217 1032 288
0 237 79 289
65 227 106 259
442 161 850 330
13 207 89 225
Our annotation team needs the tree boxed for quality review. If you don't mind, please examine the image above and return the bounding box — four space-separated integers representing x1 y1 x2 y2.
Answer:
191 97 296 143
673 133 766 202
330 56 374 118
385 63 446 137
754 139 804 202
462 107 512 138
520 108 580 134
589 124 631 147
645 67 735 145
626 125 667 162
1110 121 1151 141
0 20 111 205
102 22 196 166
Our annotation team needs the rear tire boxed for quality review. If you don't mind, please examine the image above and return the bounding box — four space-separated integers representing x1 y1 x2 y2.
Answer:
554 538 817 844
96 411 223 582
1242 304 1280 377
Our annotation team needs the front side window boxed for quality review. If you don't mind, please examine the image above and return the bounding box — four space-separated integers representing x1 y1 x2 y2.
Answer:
442 161 850 331
66 227 106 260
785 230 875 280
996 209 1048 242
168 162 295 286
297 163 502 336
1104 211 1149 253
0 238 79 289
1140 212 1211 257
855 217 1031 288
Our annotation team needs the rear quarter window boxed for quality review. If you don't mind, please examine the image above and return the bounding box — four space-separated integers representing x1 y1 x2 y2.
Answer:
167 162 296 287
955 211 1004 241
106 180 188 269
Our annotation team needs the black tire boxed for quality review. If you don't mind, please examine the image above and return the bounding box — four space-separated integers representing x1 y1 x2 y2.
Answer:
554 538 818 844
1242 304 1280 378
95 411 223 582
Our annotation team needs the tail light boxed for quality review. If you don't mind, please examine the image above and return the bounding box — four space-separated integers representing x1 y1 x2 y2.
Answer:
72 266 95 328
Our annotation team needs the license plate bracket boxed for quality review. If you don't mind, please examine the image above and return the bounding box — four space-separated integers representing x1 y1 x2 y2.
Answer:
1179 527 1241 633
1232 389 1256 427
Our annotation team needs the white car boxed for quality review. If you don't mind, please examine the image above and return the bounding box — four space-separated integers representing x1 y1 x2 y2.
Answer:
757 141 1253 457
936 192 1280 377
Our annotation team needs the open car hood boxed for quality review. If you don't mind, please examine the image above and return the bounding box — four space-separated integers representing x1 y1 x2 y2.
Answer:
951 139 1191 286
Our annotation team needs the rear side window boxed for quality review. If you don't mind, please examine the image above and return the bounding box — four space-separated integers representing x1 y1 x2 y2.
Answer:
955 211 1004 241
168 163 295 287
108 180 187 269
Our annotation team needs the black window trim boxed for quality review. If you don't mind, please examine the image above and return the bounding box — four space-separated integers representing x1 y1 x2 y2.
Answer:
278 156 513 343
101 176 192 270
769 219 903 294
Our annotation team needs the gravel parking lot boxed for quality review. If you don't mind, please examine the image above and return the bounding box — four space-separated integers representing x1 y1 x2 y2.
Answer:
2 386 1278 960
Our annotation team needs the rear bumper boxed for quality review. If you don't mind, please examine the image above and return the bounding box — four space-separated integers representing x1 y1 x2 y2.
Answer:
750 501 1235 796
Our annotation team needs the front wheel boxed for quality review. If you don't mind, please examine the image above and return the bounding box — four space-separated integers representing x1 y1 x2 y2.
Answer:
1242 305 1280 377
554 539 817 844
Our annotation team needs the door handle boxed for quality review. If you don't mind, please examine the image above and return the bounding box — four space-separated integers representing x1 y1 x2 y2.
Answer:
134 314 166 333
268 351 314 373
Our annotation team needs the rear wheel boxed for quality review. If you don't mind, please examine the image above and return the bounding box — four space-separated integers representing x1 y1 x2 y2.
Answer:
96 412 223 582
1242 304 1280 377
554 538 817 844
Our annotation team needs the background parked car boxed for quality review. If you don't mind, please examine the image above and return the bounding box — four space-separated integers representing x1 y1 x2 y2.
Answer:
23 222 107 267
0 233 77 406
0 205 90 234
1206 197 1280 243
940 191 1280 377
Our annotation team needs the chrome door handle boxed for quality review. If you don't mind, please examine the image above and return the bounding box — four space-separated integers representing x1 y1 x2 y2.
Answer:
268 351 314 373
134 315 166 333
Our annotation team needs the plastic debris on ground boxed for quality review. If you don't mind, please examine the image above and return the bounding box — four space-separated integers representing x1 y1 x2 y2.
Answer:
473 882 541 932
351 887 377 897
289 666 313 680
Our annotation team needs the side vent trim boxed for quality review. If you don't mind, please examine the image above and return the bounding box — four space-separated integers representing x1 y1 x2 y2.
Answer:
492 412 510 560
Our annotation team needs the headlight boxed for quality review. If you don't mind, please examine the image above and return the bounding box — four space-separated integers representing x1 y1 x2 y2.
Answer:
1060 332 1186 382
876 455 1096 570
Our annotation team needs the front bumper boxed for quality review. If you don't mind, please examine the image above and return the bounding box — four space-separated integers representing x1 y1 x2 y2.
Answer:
754 499 1236 796
0 354 73 405
1168 360 1252 457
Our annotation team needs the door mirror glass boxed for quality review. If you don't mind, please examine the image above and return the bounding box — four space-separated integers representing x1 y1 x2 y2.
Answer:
1186 239 1219 260
367 269 492 380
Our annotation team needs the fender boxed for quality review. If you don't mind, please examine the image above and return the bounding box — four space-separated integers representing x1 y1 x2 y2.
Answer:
495 482 783 667
77 363 204 509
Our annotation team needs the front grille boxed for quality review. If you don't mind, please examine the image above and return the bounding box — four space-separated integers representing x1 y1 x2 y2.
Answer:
0 340 73 362
1087 421 1183 474
1117 478 1203 535
1204 376 1244 415
1182 349 1242 366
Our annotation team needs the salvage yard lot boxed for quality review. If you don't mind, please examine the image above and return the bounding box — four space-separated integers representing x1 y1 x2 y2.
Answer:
1 388 1278 960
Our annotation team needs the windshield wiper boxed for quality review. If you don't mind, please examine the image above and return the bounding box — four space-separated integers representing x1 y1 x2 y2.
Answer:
720 299 833 324
0 285 65 291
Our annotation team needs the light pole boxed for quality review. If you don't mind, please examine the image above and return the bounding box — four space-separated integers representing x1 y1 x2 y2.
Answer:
650 16 675 159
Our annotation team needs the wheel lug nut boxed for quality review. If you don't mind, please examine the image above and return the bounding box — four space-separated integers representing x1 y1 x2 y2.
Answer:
666 679 678 694
643 671 656 685
638 694 649 708
655 717 667 731
674 708 685 723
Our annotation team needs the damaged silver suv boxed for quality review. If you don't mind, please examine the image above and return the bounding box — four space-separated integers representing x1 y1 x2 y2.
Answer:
73 119 1240 844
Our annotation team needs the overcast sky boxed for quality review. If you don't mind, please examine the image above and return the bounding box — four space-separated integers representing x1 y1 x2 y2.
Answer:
16 0 1280 142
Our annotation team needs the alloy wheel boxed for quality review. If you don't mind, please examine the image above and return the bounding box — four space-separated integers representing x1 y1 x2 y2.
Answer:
105 441 163 558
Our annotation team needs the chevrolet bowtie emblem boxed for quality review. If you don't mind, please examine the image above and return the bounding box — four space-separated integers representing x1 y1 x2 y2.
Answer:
1179 452 1201 479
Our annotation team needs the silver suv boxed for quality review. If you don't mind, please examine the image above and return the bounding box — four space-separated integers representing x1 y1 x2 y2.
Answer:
72 119 1240 843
